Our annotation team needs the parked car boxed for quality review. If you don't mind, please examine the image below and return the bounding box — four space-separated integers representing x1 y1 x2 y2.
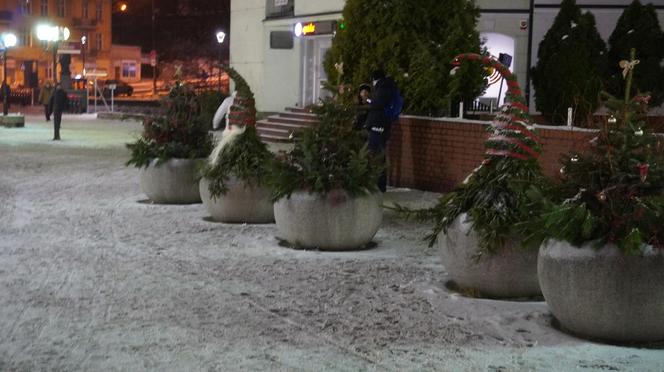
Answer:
102 79 134 97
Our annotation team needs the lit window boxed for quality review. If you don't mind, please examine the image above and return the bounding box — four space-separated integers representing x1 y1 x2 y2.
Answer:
20 26 30 47
57 0 65 17
20 0 32 15
121 62 137 78
40 0 47 16
96 1 102 21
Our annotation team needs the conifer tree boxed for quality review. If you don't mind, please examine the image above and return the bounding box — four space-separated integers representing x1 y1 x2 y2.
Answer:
531 0 608 125
607 0 664 106
325 0 485 116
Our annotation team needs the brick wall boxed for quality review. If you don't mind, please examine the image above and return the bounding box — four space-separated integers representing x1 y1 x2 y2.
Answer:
387 116 597 193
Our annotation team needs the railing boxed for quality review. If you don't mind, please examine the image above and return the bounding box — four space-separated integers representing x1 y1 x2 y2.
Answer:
8 88 33 106
465 99 498 114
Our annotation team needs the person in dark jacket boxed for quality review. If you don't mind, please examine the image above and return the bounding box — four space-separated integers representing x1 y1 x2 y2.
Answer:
354 83 371 130
49 83 68 140
1 81 10 116
365 69 398 192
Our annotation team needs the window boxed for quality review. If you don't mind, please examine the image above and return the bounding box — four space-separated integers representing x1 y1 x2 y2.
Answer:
19 0 32 15
270 31 293 49
96 1 102 21
266 0 294 18
82 0 88 18
121 61 137 78
40 0 47 16
95 32 102 50
46 65 53 80
57 0 65 17
19 26 30 47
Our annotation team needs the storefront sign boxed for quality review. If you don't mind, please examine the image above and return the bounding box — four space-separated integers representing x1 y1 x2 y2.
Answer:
293 21 337 37
274 0 288 6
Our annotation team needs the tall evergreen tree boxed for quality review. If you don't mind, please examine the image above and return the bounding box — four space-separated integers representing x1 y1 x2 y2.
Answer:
531 0 608 125
607 0 664 106
325 0 485 116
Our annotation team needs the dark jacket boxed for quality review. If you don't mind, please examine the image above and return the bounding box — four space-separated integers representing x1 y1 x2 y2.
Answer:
366 76 397 133
49 88 69 114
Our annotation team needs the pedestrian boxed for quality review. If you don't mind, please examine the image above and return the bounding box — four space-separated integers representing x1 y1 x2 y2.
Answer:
48 83 68 140
1 81 10 116
354 83 371 130
38 81 54 121
365 69 401 192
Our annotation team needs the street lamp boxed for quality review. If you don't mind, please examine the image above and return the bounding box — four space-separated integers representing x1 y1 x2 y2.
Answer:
216 31 226 91
36 24 70 84
1 32 16 116
81 35 86 77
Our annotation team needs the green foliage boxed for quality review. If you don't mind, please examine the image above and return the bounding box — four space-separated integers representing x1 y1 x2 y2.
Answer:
607 0 664 106
198 90 227 130
396 156 549 253
267 98 382 200
533 52 664 255
325 0 485 116
531 0 609 126
126 81 213 168
199 126 274 198
392 53 549 253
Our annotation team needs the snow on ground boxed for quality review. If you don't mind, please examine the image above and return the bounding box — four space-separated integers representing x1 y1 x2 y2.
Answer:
0 113 663 371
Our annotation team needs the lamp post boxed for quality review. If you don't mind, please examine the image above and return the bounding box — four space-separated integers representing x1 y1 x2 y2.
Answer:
36 24 70 85
1 32 16 116
81 35 86 77
216 31 226 91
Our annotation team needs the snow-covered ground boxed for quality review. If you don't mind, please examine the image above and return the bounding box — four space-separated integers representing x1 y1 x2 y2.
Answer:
0 114 662 371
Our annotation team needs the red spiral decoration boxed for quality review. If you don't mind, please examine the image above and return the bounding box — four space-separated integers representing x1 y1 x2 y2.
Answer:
452 53 541 161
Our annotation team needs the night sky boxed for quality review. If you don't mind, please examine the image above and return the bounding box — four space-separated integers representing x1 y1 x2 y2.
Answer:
111 0 230 62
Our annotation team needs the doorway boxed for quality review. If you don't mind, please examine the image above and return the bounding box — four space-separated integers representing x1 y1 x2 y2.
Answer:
301 36 332 107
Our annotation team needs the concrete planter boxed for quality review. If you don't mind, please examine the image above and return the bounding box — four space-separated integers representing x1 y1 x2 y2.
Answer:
139 158 202 204
538 240 664 343
199 177 274 223
274 190 383 250
438 213 540 298
0 114 25 128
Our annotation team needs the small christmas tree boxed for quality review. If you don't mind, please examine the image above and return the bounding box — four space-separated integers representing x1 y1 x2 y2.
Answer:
539 49 664 254
126 75 213 168
396 53 548 253
267 97 382 200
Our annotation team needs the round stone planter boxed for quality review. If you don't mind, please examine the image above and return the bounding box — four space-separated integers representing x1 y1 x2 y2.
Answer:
139 158 202 204
199 177 274 223
538 240 664 343
274 190 383 250
438 213 540 298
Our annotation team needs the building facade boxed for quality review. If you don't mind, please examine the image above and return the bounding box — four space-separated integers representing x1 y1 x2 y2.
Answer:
0 0 140 89
230 0 664 113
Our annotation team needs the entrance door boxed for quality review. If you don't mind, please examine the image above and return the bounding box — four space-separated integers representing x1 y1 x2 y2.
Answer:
301 36 332 107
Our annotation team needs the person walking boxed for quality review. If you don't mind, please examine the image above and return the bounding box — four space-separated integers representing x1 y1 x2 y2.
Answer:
1 81 11 116
354 83 371 130
49 83 68 140
365 69 401 192
38 81 54 121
